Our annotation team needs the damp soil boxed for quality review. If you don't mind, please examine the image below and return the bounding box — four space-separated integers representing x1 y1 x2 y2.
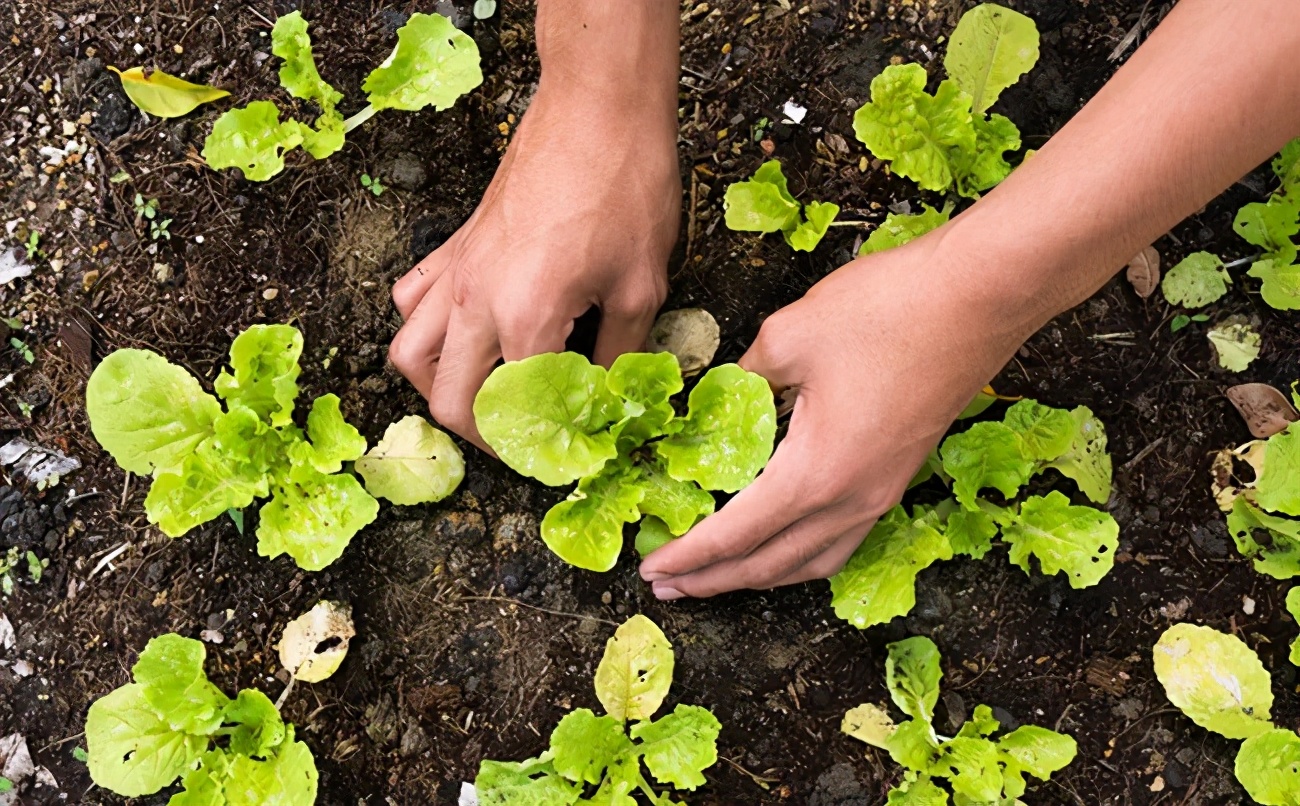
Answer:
2 1 1298 804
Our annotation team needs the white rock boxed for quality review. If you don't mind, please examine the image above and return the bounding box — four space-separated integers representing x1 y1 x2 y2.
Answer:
782 100 808 124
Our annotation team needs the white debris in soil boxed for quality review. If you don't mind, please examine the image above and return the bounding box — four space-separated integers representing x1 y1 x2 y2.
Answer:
0 250 32 286
0 439 80 488
0 734 34 805
458 782 479 806
782 100 808 124
1242 596 1256 615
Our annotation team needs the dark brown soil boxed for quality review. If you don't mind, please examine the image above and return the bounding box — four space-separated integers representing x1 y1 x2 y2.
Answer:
2 1 1297 804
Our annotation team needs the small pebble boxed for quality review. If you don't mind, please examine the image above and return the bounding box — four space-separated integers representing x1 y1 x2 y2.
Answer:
600 591 612 605
263 287 279 300
1242 596 1256 615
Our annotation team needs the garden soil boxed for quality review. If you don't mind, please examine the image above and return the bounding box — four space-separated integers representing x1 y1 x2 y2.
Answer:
2 0 1298 804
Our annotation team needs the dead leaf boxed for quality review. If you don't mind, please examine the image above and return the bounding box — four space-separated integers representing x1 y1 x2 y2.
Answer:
1210 440 1267 512
1125 246 1160 299
646 308 720 376
1226 382 1298 439
0 439 80 488
276 601 355 683
107 66 230 118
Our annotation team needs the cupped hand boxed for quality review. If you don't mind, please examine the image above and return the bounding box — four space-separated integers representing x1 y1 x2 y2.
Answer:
388 84 681 449
638 232 1035 598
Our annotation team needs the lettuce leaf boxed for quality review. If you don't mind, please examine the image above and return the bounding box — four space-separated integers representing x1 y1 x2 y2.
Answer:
785 200 840 252
1161 251 1231 308
630 459 715 536
132 634 229 735
1248 257 1300 311
256 470 379 571
997 726 1077 798
723 161 801 233
944 2 1039 115
1257 422 1300 516
85 683 207 798
1042 405 1112 504
885 636 942 724
830 506 953 629
144 438 266 537
355 415 464 505
1235 728 1300 806
1001 491 1118 589
222 689 286 758
854 65 975 193
859 203 950 256
203 101 304 182
541 460 644 572
475 757 580 806
1226 497 1300 579
549 710 632 786
952 111 1020 197
1002 399 1075 461
215 324 303 427
1153 623 1274 740
363 13 483 112
272 12 342 115
593 615 674 723
630 705 722 790
940 421 1035 509
223 727 317 806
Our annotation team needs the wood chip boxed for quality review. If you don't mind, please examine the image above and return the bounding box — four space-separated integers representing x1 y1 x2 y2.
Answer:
1124 246 1160 299
1085 656 1131 696
1225 382 1298 439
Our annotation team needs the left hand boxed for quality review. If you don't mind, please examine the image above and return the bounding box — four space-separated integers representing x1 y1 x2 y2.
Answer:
638 231 1030 598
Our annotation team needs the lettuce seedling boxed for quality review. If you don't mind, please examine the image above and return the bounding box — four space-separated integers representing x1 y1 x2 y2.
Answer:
473 352 776 572
86 324 380 571
844 636 1077 801
203 12 481 181
858 202 952 257
475 615 721 804
85 633 317 803
1154 623 1300 804
831 399 1118 629
1218 382 1300 578
723 160 841 252
853 3 1037 198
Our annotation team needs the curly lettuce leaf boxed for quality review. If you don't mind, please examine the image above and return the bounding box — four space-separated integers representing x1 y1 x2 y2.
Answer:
1001 492 1117 588
363 13 483 112
859 203 951 257
1003 399 1075 462
723 160 801 233
887 718 941 771
1161 252 1232 308
958 704 1001 739
940 421 1035 509
210 405 282 493
1226 497 1300 579
594 615 674 723
997 725 1077 798
830 506 954 629
474 353 622 486
952 112 1020 198
1236 728 1300 806
655 364 777 493
886 773 949 806
85 683 206 797
1258 422 1300 516
203 101 304 181
272 12 342 113
295 393 368 475
256 470 379 571
1042 405 1112 504
785 200 840 252
214 324 303 427
1248 257 1300 311
634 516 677 557
132 634 229 735
630 460 715 536
86 348 222 476
853 65 975 192
541 460 643 572
1153 623 1274 740
548 709 631 786
630 704 721 790
169 750 230 806
223 689 287 758
944 3 1040 115
1235 196 1300 262
223 727 317 806
475 757 580 806
943 509 998 559
355 415 464 505
930 736 1002 801
606 352 682 446
144 437 266 537
886 636 942 724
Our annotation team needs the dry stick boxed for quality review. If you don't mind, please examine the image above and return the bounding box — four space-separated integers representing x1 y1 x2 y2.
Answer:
456 595 619 627
1123 437 1166 472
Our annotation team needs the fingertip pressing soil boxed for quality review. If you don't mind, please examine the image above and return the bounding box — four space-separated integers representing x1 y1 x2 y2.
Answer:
2 1 1297 804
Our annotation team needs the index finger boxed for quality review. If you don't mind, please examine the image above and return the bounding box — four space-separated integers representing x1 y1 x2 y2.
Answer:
428 307 500 451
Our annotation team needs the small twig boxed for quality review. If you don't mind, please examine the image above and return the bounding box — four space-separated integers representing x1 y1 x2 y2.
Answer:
825 220 875 228
87 542 131 579
37 731 85 754
457 595 619 626
1123 437 1166 472
721 756 778 789
119 472 132 511
275 676 296 711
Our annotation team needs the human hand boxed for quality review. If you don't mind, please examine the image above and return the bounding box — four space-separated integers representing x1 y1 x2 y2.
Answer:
388 82 680 449
638 233 1039 598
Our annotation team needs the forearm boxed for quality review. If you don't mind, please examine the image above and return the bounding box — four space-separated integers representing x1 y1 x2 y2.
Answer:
941 0 1300 346
534 0 679 131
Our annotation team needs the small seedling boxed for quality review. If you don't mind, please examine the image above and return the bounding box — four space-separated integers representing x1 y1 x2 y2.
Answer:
750 115 770 142
24 232 40 260
0 547 41 595
133 193 172 240
359 173 385 196
475 615 721 803
844 636 1077 800
25 551 45 583
724 160 840 252
85 634 318 800
9 337 33 363
1170 313 1210 332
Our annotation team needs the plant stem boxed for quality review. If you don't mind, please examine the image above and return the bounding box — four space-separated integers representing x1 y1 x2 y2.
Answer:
1223 253 1260 270
342 104 378 134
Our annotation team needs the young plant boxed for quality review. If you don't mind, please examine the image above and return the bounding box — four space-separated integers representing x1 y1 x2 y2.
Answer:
9 337 33 363
472 352 777 572
134 193 173 241
831 399 1118 629
203 12 481 181
843 636 1077 801
359 173 385 196
85 633 318 803
0 547 43 595
723 160 841 252
1170 312 1210 333
853 3 1039 198
858 201 953 256
1154 624 1300 804
1214 381 1300 578
24 231 40 260
474 615 722 804
85 324 380 571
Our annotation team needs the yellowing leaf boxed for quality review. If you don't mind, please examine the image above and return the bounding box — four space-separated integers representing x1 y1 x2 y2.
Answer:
594 615 674 722
1153 623 1274 740
1208 321 1262 372
842 703 897 750
108 66 230 118
355 415 465 506
277 601 355 683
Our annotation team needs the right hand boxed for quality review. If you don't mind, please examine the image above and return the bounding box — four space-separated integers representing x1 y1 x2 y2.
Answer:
388 83 681 450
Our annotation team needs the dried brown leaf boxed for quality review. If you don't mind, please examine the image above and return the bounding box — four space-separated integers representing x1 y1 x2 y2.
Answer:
1225 383 1298 439
1125 246 1160 299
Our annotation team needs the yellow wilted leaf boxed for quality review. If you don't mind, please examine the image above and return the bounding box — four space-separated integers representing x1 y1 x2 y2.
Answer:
107 66 229 118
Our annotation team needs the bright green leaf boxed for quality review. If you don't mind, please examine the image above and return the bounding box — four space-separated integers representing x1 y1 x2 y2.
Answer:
1042 405 1112 504
203 101 304 182
272 12 342 114
944 509 998 559
630 460 715 537
363 13 483 112
107 66 229 118
997 725 1077 798
168 750 228 806
952 111 1020 198
474 352 621 487
606 352 682 446
944 3 1040 114
655 364 777 493
132 634 229 735
886 636 942 724
214 324 303 427
887 718 940 771
223 689 287 757
85 683 206 797
223 727 317 806
859 203 950 256
1248 257 1300 311
355 415 465 505
931 736 1002 801
294 394 368 475
475 757 580 806
256 470 379 571
886 773 949 806
1288 587 1300 666
1226 496 1300 579
541 460 643 572
1153 623 1274 740
1001 491 1117 588
144 438 265 537
785 200 840 252
957 704 1001 739
1236 728 1300 805
548 709 629 785
1003 399 1075 461
1258 422 1300 516
594 615 674 723
634 517 677 557
830 506 954 629
723 161 801 233
941 421 1034 509
86 349 222 476
1161 252 1231 308
1234 196 1300 263
631 704 722 790
1208 321 1262 372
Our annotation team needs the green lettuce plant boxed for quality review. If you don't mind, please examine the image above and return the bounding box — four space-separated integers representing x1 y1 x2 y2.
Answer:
472 352 777 572
85 634 317 804
853 3 1039 198
203 11 481 181
843 636 1077 802
85 324 380 571
831 399 1118 629
723 160 841 252
475 615 721 804
858 201 953 257
1154 623 1300 804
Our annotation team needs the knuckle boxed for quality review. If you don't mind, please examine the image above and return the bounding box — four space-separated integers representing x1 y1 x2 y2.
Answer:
428 396 467 433
387 331 414 371
807 553 850 580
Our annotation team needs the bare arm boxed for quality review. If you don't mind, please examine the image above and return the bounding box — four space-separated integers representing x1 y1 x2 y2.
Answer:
641 0 1300 598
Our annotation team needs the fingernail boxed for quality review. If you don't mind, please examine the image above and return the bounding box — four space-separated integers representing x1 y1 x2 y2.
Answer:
641 571 670 583
653 584 685 601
